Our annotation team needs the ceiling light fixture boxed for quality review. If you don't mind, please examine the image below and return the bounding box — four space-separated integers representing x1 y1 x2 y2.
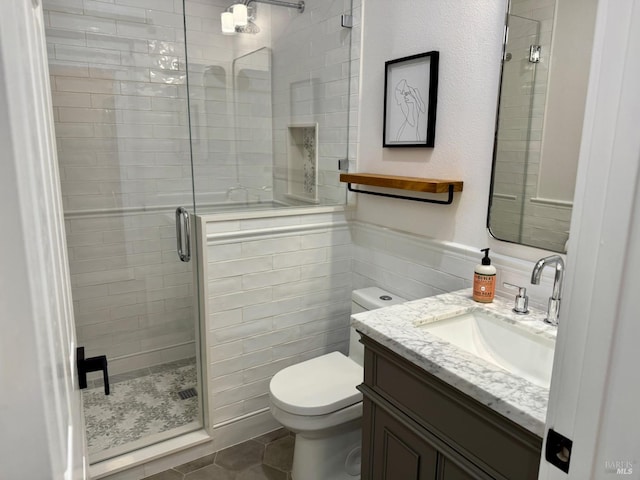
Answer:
232 4 248 26
221 11 235 35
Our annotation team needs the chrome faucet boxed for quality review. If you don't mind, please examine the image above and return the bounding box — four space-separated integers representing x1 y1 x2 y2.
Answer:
531 255 565 326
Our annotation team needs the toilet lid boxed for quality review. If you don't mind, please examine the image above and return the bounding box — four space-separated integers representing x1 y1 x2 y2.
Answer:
269 352 363 416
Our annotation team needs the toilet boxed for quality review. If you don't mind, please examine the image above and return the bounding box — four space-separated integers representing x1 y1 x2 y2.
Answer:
269 287 406 480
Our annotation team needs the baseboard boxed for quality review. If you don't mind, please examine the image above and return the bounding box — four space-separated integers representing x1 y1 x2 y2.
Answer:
91 430 213 480
93 411 281 480
211 409 281 453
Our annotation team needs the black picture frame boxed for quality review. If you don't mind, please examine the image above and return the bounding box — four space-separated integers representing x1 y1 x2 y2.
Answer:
383 51 439 148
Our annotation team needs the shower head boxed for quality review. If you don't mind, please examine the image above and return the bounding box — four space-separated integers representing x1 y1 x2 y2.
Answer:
236 21 260 34
245 0 304 13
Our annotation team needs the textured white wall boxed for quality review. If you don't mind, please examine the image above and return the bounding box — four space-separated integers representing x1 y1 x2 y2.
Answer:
356 0 525 252
355 0 566 263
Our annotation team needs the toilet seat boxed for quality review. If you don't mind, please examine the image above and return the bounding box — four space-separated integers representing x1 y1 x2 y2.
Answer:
269 352 363 416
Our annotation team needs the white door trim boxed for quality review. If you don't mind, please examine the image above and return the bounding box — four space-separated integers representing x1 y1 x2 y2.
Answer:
0 0 87 478
539 0 640 477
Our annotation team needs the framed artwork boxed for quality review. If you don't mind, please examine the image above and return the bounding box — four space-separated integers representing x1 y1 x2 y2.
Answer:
383 51 439 148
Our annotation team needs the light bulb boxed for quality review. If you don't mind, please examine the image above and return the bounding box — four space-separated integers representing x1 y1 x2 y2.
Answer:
221 11 235 34
232 4 248 27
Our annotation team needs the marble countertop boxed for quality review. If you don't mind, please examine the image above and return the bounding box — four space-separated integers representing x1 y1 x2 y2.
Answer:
351 288 557 437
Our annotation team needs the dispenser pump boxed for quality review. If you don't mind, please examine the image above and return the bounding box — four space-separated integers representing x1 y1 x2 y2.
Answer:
481 248 492 266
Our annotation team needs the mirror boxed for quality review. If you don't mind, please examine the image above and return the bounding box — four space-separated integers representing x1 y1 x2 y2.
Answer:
488 0 598 252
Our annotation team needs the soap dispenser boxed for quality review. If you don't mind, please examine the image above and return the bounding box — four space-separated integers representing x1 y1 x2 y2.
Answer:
473 248 496 303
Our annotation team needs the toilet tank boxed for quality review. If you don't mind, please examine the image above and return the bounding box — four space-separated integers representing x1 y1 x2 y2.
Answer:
349 287 407 366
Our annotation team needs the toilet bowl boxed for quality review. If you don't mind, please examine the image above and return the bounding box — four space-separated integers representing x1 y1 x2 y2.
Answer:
268 287 406 480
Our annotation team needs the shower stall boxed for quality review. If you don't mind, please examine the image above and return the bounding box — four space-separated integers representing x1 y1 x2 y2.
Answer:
43 0 357 465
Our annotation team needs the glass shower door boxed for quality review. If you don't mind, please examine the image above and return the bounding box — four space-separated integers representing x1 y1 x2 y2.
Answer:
42 0 202 462
185 0 358 211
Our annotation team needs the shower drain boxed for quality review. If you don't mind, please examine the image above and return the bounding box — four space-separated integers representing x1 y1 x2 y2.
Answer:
177 388 198 400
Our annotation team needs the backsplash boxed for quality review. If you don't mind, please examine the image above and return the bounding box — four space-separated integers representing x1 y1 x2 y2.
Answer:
351 221 556 311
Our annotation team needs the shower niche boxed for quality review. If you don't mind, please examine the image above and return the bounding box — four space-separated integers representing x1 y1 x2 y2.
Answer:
285 124 319 204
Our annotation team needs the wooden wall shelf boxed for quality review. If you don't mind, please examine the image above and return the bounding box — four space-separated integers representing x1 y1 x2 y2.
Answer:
340 173 463 205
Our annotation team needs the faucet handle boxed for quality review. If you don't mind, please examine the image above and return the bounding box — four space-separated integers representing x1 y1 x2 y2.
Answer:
503 282 530 314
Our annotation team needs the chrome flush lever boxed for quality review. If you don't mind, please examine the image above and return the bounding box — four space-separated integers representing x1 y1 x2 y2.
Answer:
175 207 191 262
503 282 529 314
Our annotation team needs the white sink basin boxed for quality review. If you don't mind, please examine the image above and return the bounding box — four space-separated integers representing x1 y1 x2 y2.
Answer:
417 310 555 389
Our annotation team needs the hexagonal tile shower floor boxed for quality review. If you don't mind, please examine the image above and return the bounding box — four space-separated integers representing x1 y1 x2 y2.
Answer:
143 429 295 480
83 358 200 458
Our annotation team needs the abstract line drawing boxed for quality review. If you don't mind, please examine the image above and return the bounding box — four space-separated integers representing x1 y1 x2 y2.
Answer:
394 79 426 141
383 51 439 147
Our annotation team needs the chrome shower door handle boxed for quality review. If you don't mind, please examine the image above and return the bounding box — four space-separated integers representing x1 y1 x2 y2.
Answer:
175 206 191 262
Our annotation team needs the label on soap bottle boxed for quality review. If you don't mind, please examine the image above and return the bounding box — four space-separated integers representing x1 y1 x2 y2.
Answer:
473 273 496 302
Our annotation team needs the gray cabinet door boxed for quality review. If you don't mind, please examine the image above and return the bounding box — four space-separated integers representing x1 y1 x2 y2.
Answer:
439 457 485 480
370 400 438 480
360 335 542 480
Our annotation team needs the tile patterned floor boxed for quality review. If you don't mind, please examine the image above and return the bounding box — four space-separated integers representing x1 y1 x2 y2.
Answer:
144 429 295 480
83 358 200 456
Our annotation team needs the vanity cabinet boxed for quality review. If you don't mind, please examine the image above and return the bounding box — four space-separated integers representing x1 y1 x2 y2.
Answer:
358 334 542 480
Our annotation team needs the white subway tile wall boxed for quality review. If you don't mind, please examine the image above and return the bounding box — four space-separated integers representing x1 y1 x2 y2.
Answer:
45 0 358 374
203 211 352 426
271 0 360 206
491 0 569 252
200 215 557 432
